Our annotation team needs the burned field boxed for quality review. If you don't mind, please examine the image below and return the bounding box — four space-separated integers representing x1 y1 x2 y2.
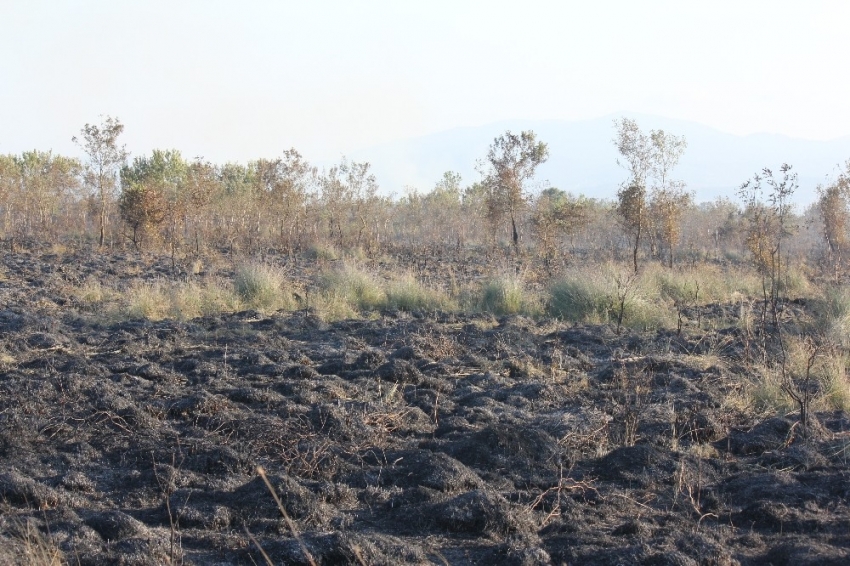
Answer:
1 251 850 565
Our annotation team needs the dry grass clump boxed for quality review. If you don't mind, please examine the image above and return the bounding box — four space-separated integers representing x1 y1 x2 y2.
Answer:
479 273 541 316
748 335 850 416
233 263 296 312
651 263 763 305
812 285 850 348
314 264 455 318
313 263 385 321
123 277 257 321
548 263 672 330
70 277 119 311
749 366 794 416
318 264 385 311
0 519 66 566
169 279 242 319
124 281 170 320
385 273 455 312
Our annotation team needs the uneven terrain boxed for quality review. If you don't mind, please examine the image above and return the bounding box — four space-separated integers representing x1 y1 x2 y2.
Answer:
1 251 850 565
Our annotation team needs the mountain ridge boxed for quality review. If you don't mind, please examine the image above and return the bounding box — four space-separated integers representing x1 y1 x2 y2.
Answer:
347 113 850 206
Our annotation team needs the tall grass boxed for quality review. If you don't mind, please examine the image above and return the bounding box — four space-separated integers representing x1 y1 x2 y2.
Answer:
813 286 850 348
124 279 243 320
547 264 673 330
385 274 454 312
651 263 764 305
233 263 295 312
479 273 539 316
318 264 385 311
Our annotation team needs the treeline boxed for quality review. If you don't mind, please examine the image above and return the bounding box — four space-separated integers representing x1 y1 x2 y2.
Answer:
0 116 848 276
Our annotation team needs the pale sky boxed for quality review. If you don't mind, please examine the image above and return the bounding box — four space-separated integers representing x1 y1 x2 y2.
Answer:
2 0 849 164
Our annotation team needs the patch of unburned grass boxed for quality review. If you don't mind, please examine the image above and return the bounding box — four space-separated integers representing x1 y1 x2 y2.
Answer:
479 273 541 316
812 285 850 348
749 366 794 416
233 263 296 312
651 263 763 305
70 278 119 312
385 274 454 312
124 281 170 320
121 274 273 321
318 264 385 311
547 263 673 330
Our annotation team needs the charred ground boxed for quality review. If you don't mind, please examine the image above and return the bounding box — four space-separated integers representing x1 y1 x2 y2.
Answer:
1 250 849 565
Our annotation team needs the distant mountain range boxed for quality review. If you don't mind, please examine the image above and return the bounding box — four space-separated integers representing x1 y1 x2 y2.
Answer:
347 113 850 206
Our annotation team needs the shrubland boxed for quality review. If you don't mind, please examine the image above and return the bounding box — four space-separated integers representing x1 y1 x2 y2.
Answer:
4 118 850 563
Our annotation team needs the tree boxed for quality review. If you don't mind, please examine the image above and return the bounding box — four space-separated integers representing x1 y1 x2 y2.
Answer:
738 164 797 325
120 149 189 251
73 116 128 248
15 151 81 241
319 158 379 249
613 118 687 272
650 187 693 268
817 161 850 274
251 149 315 254
532 188 588 269
118 183 166 247
425 171 464 250
479 130 548 252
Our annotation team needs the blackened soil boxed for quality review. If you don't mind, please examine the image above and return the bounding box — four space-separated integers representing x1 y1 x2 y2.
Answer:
1 251 850 565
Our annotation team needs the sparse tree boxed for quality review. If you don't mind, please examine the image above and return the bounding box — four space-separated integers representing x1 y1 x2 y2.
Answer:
817 162 850 274
319 158 379 250
16 151 81 242
252 149 316 255
738 164 798 326
613 118 687 272
428 171 464 250
118 183 166 247
120 149 189 254
479 130 548 252
650 187 693 267
74 117 128 248
532 188 588 269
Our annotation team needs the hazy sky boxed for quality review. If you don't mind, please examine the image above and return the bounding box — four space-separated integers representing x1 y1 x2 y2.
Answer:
2 0 849 164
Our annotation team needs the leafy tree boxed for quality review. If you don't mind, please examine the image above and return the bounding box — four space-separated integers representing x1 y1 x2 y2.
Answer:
479 130 548 252
120 149 189 251
319 158 379 249
251 149 315 254
613 118 687 272
738 164 797 324
817 161 850 274
73 116 128 248
532 188 588 269
15 151 81 241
